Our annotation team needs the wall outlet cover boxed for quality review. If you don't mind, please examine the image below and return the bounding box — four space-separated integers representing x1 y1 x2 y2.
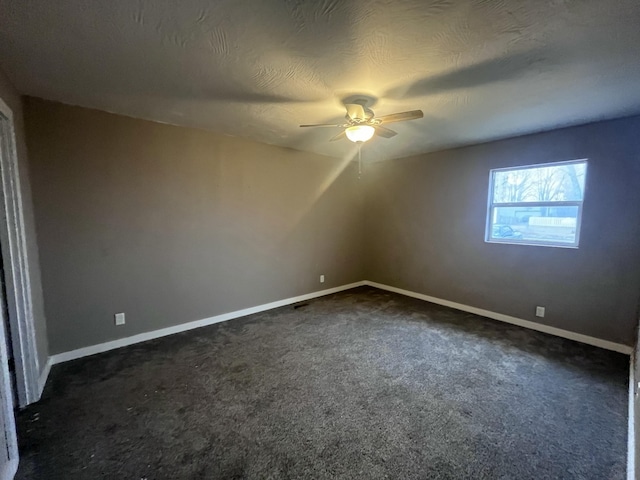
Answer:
535 306 545 318
115 313 126 326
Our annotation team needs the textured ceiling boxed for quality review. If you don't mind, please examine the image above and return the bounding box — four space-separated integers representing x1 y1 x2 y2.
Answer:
1 0 640 161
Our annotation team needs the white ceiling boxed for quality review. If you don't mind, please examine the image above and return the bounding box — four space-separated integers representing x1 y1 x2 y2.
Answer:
1 0 640 161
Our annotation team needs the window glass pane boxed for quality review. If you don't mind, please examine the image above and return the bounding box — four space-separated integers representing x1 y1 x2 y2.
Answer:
492 162 586 203
489 206 580 245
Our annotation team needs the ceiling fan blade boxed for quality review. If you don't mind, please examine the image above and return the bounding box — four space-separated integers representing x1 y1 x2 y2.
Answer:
299 123 344 128
375 126 398 138
329 131 346 142
345 103 366 121
377 110 424 124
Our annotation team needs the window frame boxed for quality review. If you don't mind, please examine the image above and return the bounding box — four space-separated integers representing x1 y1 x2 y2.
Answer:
485 159 588 248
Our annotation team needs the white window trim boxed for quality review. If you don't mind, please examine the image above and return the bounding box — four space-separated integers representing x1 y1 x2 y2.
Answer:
485 159 588 248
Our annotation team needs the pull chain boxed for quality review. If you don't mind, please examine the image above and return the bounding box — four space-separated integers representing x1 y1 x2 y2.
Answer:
357 142 362 179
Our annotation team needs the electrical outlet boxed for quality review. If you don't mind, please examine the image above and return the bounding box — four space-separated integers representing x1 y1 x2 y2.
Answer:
535 306 545 318
320 275 325 283
114 312 126 326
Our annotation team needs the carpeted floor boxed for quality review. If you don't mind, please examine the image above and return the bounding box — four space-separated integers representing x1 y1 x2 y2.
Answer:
15 286 629 479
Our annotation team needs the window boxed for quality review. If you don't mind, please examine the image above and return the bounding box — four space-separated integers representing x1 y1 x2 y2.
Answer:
486 160 587 247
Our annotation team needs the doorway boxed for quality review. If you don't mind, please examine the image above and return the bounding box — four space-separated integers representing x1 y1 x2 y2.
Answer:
0 97 40 409
0 253 18 407
0 96 42 479
0 272 18 480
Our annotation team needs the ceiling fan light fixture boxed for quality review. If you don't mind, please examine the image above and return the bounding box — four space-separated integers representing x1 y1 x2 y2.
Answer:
345 125 375 143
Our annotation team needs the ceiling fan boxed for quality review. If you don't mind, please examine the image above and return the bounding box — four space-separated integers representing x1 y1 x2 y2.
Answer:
300 101 424 143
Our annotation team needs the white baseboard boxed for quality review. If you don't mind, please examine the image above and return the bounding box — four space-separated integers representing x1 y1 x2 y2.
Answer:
50 281 366 366
363 280 633 355
628 355 635 480
37 357 52 400
43 279 631 396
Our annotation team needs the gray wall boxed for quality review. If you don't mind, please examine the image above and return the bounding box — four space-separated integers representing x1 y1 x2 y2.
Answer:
24 98 364 355
0 69 48 372
364 116 640 345
22 95 640 353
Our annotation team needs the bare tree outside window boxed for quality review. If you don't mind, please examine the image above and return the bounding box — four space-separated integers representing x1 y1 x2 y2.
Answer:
487 160 587 247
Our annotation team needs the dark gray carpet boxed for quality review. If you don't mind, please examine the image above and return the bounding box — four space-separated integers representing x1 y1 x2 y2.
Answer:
15 286 628 479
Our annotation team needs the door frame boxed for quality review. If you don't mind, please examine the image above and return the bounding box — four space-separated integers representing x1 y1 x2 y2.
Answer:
0 299 18 480
0 97 40 408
